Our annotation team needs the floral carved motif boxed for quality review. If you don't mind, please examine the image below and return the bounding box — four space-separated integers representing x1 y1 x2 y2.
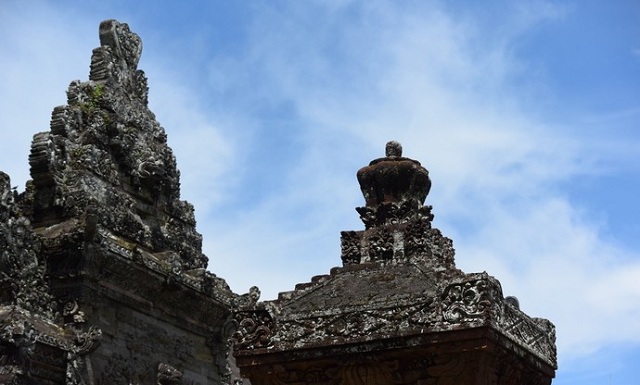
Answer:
356 202 434 230
232 311 274 350
340 231 362 265
367 229 394 261
274 300 436 346
441 277 501 324
403 219 431 257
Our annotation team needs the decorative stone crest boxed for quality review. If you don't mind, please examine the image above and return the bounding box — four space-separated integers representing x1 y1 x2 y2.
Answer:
338 142 445 266
232 311 274 350
367 228 394 261
28 19 213 271
340 231 362 265
441 276 501 324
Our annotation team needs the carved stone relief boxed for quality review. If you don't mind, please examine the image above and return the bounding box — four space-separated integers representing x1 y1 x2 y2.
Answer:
441 277 501 324
340 231 362 265
232 311 275 350
158 363 182 385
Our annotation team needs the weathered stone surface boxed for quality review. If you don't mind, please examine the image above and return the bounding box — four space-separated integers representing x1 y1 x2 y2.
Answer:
3 19 246 385
0 173 98 384
233 142 557 385
356 141 432 229
29 19 205 270
0 172 54 318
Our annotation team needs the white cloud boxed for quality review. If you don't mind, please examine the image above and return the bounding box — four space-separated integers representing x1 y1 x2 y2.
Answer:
455 197 640 359
189 1 640 369
0 3 96 189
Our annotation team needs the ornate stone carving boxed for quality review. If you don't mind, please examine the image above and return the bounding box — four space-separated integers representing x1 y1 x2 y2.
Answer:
234 141 556 385
0 172 55 318
0 320 36 374
232 311 274 350
367 228 394 261
232 286 261 309
340 231 362 265
157 363 182 385
441 276 501 324
403 218 430 257
356 202 435 229
499 305 557 367
357 141 431 212
63 300 103 385
272 299 437 347
73 326 102 356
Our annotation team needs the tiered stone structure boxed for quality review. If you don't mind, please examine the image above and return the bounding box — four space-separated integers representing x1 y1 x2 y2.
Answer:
1 20 251 385
0 19 557 385
232 142 557 385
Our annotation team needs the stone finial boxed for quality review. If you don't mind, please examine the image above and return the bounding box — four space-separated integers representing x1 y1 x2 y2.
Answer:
89 20 148 103
356 142 431 210
385 141 402 157
99 19 143 69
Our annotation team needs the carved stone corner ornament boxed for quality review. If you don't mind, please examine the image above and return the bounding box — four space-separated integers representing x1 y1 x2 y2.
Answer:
442 276 502 324
157 363 182 385
232 310 275 350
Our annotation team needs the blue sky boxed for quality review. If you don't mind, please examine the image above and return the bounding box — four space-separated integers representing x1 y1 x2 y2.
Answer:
1 1 639 384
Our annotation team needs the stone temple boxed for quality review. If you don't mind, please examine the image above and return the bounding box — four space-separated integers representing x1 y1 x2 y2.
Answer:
0 20 557 385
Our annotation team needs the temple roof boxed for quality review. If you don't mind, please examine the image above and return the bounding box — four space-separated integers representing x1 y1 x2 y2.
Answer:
233 142 557 375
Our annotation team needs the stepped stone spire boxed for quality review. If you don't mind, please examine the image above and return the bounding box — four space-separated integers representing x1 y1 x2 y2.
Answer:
29 19 207 270
0 20 242 384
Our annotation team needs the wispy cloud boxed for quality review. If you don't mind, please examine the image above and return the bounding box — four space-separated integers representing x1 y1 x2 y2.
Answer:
0 3 96 188
190 1 640 366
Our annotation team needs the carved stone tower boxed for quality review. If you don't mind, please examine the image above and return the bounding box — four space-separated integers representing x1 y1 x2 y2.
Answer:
233 142 557 384
1 20 247 385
